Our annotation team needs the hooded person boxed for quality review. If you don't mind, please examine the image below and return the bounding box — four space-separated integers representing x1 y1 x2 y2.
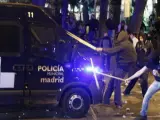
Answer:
96 26 137 107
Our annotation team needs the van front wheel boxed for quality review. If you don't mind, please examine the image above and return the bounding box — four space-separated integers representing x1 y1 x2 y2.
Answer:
61 88 90 118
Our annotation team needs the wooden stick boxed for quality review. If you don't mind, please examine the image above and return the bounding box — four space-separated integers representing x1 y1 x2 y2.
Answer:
66 31 97 50
96 72 125 82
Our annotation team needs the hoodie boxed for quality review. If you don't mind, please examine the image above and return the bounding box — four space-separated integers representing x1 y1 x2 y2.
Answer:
102 31 137 65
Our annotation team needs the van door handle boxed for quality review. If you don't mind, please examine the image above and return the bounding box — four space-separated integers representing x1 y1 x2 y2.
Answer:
13 64 25 71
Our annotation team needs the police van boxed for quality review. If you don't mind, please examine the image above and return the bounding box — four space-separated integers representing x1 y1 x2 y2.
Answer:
0 3 103 117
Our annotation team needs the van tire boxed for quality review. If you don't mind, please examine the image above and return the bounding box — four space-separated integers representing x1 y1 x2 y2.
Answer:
61 88 90 118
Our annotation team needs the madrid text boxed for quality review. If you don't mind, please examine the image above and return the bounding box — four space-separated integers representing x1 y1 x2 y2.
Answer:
38 65 64 83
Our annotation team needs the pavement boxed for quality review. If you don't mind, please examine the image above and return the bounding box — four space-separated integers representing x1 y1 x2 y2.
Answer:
1 73 160 120
89 72 160 120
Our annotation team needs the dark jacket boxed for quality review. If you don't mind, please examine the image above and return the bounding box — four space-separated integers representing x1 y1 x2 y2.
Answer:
102 31 137 65
136 40 153 68
106 18 116 30
87 19 99 32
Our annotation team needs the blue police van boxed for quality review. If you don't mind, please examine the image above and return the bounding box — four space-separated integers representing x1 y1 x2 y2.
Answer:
0 3 103 118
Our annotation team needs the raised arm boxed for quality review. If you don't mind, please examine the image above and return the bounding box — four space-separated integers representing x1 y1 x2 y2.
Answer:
102 45 123 54
126 66 148 81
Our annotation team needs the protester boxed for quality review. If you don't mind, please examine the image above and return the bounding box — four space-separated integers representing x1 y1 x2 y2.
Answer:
106 16 116 42
78 21 86 39
100 32 112 72
117 20 128 33
129 32 139 48
124 33 153 97
140 19 146 32
96 26 137 108
125 20 160 120
87 14 99 43
66 13 77 34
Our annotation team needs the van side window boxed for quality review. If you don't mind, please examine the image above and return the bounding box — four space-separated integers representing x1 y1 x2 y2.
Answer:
30 24 56 57
0 25 21 56
31 25 55 44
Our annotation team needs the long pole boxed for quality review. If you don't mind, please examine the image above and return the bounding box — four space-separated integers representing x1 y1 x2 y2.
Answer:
96 72 125 82
66 31 97 50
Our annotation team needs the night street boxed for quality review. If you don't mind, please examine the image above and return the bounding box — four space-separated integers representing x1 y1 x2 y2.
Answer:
0 1 159 120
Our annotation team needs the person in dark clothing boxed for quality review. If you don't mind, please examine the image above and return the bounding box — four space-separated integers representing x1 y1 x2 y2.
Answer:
96 26 137 107
124 33 153 97
106 17 116 42
125 50 160 120
88 15 99 32
118 20 128 33
150 18 160 50
87 14 99 42
100 32 112 72
140 21 146 32
78 21 86 39
125 20 160 120
106 18 116 30
67 14 77 34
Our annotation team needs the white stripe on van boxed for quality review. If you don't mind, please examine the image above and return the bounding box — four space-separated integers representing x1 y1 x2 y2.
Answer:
0 57 16 88
0 72 16 88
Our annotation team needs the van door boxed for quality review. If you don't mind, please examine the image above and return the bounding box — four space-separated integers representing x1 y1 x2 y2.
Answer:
0 21 25 109
26 23 65 106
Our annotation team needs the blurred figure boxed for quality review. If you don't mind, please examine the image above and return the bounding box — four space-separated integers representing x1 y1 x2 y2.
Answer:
100 32 113 103
67 13 77 34
96 26 137 108
117 20 128 33
140 21 146 33
100 32 112 72
129 32 139 48
87 14 99 43
106 16 116 42
78 21 86 39
149 13 156 32
124 33 153 97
